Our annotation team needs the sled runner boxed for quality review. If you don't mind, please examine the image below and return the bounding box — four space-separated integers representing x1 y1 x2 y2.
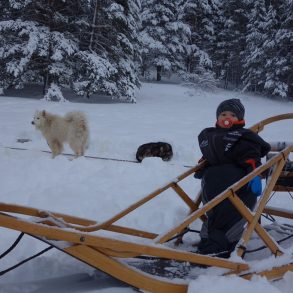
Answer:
0 113 293 293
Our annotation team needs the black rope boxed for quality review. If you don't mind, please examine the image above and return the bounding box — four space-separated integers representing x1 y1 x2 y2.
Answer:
0 232 24 259
166 227 200 243
3 146 194 168
188 229 201 233
261 213 276 222
244 233 293 254
4 146 140 164
267 190 276 204
285 187 293 200
135 248 229 262
0 246 53 276
0 231 54 276
135 255 163 261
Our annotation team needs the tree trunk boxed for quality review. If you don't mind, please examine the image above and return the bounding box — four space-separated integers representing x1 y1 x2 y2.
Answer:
156 65 162 81
42 75 48 96
287 73 293 99
89 0 98 51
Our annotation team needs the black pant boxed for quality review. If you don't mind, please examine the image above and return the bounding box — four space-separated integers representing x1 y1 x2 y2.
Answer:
199 164 256 255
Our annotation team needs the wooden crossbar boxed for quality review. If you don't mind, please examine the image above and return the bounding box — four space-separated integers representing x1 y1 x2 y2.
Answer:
263 206 293 219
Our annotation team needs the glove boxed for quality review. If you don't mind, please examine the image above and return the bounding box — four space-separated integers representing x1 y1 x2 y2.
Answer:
248 176 262 196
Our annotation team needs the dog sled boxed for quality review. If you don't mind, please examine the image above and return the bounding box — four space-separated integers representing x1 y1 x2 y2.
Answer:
0 113 293 293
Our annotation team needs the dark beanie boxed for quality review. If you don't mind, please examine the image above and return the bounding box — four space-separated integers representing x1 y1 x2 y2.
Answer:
216 99 245 120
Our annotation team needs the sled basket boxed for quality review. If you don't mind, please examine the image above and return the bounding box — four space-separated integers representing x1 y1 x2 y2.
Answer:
0 113 293 293
275 160 293 190
267 148 293 190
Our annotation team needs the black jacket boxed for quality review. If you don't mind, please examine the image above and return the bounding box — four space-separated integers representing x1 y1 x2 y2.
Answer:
197 123 271 227
198 124 271 172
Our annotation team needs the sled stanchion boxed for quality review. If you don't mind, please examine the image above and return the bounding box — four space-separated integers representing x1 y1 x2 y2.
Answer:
228 194 283 256
171 183 198 210
174 188 205 246
192 188 203 211
237 148 290 257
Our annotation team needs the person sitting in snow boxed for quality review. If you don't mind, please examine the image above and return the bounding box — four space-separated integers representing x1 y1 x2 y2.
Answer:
195 98 271 258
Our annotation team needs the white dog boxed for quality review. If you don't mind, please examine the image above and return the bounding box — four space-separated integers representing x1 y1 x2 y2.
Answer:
32 110 89 158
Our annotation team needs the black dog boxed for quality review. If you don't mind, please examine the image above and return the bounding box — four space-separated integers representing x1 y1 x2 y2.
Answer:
136 142 173 162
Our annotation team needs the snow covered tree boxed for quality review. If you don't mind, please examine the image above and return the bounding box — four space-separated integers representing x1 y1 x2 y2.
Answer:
1 0 291 100
73 0 141 102
180 0 218 89
140 0 190 81
242 0 268 93
0 0 81 101
243 0 292 99
0 0 141 102
0 0 22 92
262 1 292 98
212 0 252 88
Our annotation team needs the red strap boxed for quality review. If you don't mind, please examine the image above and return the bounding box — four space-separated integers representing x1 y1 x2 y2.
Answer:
245 159 256 169
216 119 245 127
233 119 245 125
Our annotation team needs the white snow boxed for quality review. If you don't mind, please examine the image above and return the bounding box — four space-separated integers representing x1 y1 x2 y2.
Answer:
0 82 292 292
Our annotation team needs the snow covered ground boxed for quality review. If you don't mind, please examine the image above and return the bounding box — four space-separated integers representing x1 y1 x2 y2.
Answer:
0 82 292 293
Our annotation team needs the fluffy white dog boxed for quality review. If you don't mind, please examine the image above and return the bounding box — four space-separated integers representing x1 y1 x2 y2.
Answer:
32 110 89 158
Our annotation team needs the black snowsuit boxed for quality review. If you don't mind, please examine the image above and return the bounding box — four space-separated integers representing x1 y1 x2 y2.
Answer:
197 124 271 256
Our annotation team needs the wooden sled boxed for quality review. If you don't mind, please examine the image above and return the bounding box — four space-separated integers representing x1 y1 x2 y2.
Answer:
1 113 293 293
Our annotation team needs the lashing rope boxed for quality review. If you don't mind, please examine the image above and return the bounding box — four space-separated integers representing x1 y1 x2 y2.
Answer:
0 233 53 276
166 227 200 243
0 232 24 259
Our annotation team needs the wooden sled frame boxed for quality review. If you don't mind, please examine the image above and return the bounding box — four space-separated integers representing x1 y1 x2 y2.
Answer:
1 113 293 293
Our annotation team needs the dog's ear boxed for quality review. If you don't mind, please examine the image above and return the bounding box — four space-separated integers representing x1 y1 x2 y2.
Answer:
42 110 46 117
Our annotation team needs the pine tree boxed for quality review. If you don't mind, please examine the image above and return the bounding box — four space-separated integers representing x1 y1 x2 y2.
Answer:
140 0 190 81
242 0 267 93
262 1 292 98
212 0 252 88
73 0 141 102
0 0 82 101
0 0 141 102
180 0 218 89
0 1 13 93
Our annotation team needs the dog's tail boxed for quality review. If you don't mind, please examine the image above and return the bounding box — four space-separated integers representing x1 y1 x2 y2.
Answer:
65 112 89 146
